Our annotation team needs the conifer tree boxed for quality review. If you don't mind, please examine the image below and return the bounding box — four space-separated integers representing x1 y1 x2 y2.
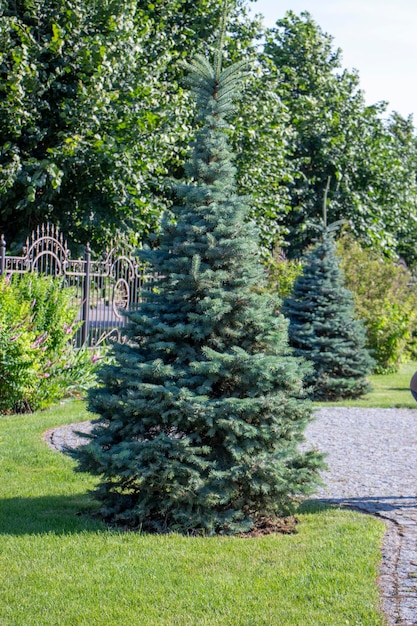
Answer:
75 10 324 534
283 220 373 401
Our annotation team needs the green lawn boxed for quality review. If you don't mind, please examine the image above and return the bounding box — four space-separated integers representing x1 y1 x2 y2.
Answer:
316 360 417 409
0 401 388 625
1 356 411 623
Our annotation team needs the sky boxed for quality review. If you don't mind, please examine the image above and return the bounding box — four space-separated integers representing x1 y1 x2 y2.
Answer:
248 0 417 121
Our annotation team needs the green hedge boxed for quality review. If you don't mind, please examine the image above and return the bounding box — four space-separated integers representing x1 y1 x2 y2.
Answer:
337 234 417 373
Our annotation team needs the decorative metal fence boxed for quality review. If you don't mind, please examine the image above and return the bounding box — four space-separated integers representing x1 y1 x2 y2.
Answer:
0 224 155 347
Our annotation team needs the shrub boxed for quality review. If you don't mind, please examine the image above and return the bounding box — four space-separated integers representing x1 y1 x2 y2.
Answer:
0 284 37 413
264 248 303 299
336 233 417 373
0 273 98 413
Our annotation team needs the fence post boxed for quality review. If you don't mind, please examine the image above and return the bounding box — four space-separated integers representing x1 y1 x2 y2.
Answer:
0 235 5 276
81 242 91 345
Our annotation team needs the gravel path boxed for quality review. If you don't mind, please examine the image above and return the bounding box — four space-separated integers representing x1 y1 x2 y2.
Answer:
306 407 417 626
45 407 417 626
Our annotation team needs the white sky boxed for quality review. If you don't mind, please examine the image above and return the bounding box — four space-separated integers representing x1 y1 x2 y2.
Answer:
248 0 417 121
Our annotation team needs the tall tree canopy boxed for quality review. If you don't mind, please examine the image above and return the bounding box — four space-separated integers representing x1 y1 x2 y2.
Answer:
0 0 258 249
264 11 417 262
2 4 417 266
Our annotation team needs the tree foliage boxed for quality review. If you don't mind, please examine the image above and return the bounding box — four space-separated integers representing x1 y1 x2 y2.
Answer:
264 11 417 262
229 57 292 254
2 3 417 265
75 39 324 535
0 0 256 249
283 233 373 400
337 233 417 373
0 273 96 413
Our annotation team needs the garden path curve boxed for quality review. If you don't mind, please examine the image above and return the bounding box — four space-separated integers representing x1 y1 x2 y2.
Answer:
46 407 417 626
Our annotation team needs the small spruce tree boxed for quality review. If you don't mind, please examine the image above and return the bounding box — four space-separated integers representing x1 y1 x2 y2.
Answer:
283 227 373 401
75 16 324 534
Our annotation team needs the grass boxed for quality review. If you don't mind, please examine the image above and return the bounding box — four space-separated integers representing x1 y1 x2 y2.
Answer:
315 359 417 409
0 401 387 625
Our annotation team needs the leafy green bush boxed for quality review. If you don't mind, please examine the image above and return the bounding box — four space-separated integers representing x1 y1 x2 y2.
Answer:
264 248 303 299
0 273 98 413
337 234 417 373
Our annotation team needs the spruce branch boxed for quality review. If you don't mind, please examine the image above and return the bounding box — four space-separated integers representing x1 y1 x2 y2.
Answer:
214 0 229 79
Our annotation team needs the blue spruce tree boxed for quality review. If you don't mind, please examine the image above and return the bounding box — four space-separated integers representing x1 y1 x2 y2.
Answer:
283 228 374 401
75 26 324 534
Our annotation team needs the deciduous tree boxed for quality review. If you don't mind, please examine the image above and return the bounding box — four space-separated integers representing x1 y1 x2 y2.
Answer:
0 0 256 249
264 11 417 262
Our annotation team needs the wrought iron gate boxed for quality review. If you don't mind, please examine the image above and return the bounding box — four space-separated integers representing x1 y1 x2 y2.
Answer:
0 224 154 346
